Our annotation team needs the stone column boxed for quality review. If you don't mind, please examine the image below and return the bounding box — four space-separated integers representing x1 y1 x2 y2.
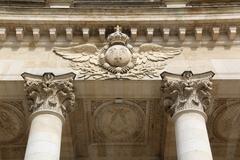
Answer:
161 71 214 160
22 72 75 160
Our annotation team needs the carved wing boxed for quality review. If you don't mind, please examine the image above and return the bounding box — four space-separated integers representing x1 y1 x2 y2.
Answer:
136 43 182 65
53 43 99 65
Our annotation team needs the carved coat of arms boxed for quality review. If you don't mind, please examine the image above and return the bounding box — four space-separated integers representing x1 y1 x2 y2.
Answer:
53 26 182 80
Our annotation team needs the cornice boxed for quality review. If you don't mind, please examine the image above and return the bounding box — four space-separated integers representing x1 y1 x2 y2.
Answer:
2 6 240 16
1 7 240 45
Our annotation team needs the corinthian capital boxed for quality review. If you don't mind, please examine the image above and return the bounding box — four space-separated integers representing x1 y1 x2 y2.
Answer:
22 72 76 120
161 71 214 117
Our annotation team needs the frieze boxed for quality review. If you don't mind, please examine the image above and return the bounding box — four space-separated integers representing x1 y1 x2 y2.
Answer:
53 26 182 80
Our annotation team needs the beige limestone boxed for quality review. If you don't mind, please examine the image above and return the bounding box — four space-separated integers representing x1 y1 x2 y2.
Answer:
24 114 63 160
174 111 213 160
0 2 240 160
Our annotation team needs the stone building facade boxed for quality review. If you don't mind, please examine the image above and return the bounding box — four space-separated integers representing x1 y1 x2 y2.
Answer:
0 0 239 160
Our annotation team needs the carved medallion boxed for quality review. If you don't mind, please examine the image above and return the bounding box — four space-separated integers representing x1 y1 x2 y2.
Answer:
92 100 146 144
0 102 25 144
53 26 182 80
211 100 240 141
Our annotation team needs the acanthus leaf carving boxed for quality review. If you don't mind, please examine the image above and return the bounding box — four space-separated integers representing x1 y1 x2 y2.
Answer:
53 26 182 80
22 72 76 118
161 71 214 117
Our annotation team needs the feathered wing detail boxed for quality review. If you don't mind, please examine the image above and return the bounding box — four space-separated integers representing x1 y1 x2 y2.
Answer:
53 43 99 63
53 43 105 79
136 43 182 65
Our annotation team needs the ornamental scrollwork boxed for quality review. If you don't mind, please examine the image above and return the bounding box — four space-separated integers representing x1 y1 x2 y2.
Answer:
22 72 76 118
161 71 214 117
53 26 182 80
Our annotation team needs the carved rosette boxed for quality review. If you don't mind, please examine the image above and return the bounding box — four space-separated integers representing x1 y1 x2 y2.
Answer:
161 71 214 118
21 72 76 120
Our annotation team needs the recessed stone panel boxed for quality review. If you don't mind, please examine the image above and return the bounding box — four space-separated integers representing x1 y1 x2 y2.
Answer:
0 101 26 144
91 100 147 144
209 99 240 142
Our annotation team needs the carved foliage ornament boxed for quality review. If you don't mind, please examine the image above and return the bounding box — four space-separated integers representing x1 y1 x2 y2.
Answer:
53 26 182 80
161 71 214 117
21 72 76 118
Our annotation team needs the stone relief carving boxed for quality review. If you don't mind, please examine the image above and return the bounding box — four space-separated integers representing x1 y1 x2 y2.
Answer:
209 100 240 142
71 99 165 158
161 71 214 117
0 102 26 144
90 100 147 144
53 26 182 80
21 72 76 118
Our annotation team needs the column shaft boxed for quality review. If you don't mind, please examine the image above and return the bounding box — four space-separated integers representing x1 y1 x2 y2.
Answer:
24 114 63 160
174 112 213 160
161 71 214 160
22 72 76 160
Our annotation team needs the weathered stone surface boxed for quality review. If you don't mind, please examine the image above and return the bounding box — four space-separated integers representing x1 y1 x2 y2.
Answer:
22 72 76 119
0 1 239 160
73 0 164 7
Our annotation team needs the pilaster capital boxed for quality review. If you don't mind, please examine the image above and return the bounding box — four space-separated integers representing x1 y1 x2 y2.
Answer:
22 72 76 121
161 71 214 118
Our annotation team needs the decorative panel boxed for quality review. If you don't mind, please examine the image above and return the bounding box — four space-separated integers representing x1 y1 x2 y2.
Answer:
0 101 27 160
90 100 148 145
70 98 167 159
208 99 240 142
0 101 27 145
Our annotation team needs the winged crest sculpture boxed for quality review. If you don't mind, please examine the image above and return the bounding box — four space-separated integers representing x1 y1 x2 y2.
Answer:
53 26 182 80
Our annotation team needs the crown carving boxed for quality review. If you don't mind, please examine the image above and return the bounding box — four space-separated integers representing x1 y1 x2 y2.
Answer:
107 25 129 45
